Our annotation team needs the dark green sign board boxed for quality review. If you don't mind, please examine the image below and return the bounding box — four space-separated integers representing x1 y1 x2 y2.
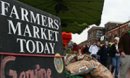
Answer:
0 0 64 78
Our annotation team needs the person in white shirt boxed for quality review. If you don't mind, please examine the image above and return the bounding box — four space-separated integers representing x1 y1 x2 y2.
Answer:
89 42 100 59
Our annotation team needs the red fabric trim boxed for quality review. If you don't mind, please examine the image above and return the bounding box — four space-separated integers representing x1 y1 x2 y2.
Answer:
0 52 64 58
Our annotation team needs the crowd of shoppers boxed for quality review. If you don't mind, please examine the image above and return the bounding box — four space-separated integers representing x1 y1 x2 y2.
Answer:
70 40 119 78
66 31 130 78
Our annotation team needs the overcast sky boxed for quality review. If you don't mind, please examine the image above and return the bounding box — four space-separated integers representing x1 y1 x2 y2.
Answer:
72 0 130 44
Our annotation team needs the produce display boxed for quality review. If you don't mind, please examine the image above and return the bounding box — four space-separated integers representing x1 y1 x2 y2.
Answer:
65 54 113 78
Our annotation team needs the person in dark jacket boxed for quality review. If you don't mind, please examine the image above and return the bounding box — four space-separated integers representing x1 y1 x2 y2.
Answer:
110 37 120 78
82 44 90 54
98 41 111 68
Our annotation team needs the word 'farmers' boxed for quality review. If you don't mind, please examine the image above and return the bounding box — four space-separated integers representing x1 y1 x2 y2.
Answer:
0 1 60 30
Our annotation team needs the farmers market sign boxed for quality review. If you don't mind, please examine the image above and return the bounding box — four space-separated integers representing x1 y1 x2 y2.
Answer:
0 0 64 78
0 0 62 55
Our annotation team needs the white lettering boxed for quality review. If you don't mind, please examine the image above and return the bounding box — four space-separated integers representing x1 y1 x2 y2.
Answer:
1 1 10 16
8 20 22 36
49 43 55 54
26 40 35 53
9 5 19 19
41 15 47 27
44 43 50 54
48 17 53 28
30 11 40 25
48 29 54 41
54 31 59 42
36 41 44 53
17 38 26 52
21 8 29 22
33 26 40 38
23 24 32 37
41 28 47 40
54 19 59 30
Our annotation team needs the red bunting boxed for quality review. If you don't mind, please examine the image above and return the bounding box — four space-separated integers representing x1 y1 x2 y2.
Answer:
62 32 72 47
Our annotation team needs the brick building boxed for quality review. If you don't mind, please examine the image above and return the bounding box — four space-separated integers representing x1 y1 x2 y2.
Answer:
105 21 130 41
79 21 130 46
87 26 104 44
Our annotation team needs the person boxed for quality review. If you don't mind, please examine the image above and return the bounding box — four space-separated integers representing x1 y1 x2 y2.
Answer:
118 31 130 78
72 43 79 53
82 44 90 54
98 41 111 68
109 37 120 78
89 41 100 59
